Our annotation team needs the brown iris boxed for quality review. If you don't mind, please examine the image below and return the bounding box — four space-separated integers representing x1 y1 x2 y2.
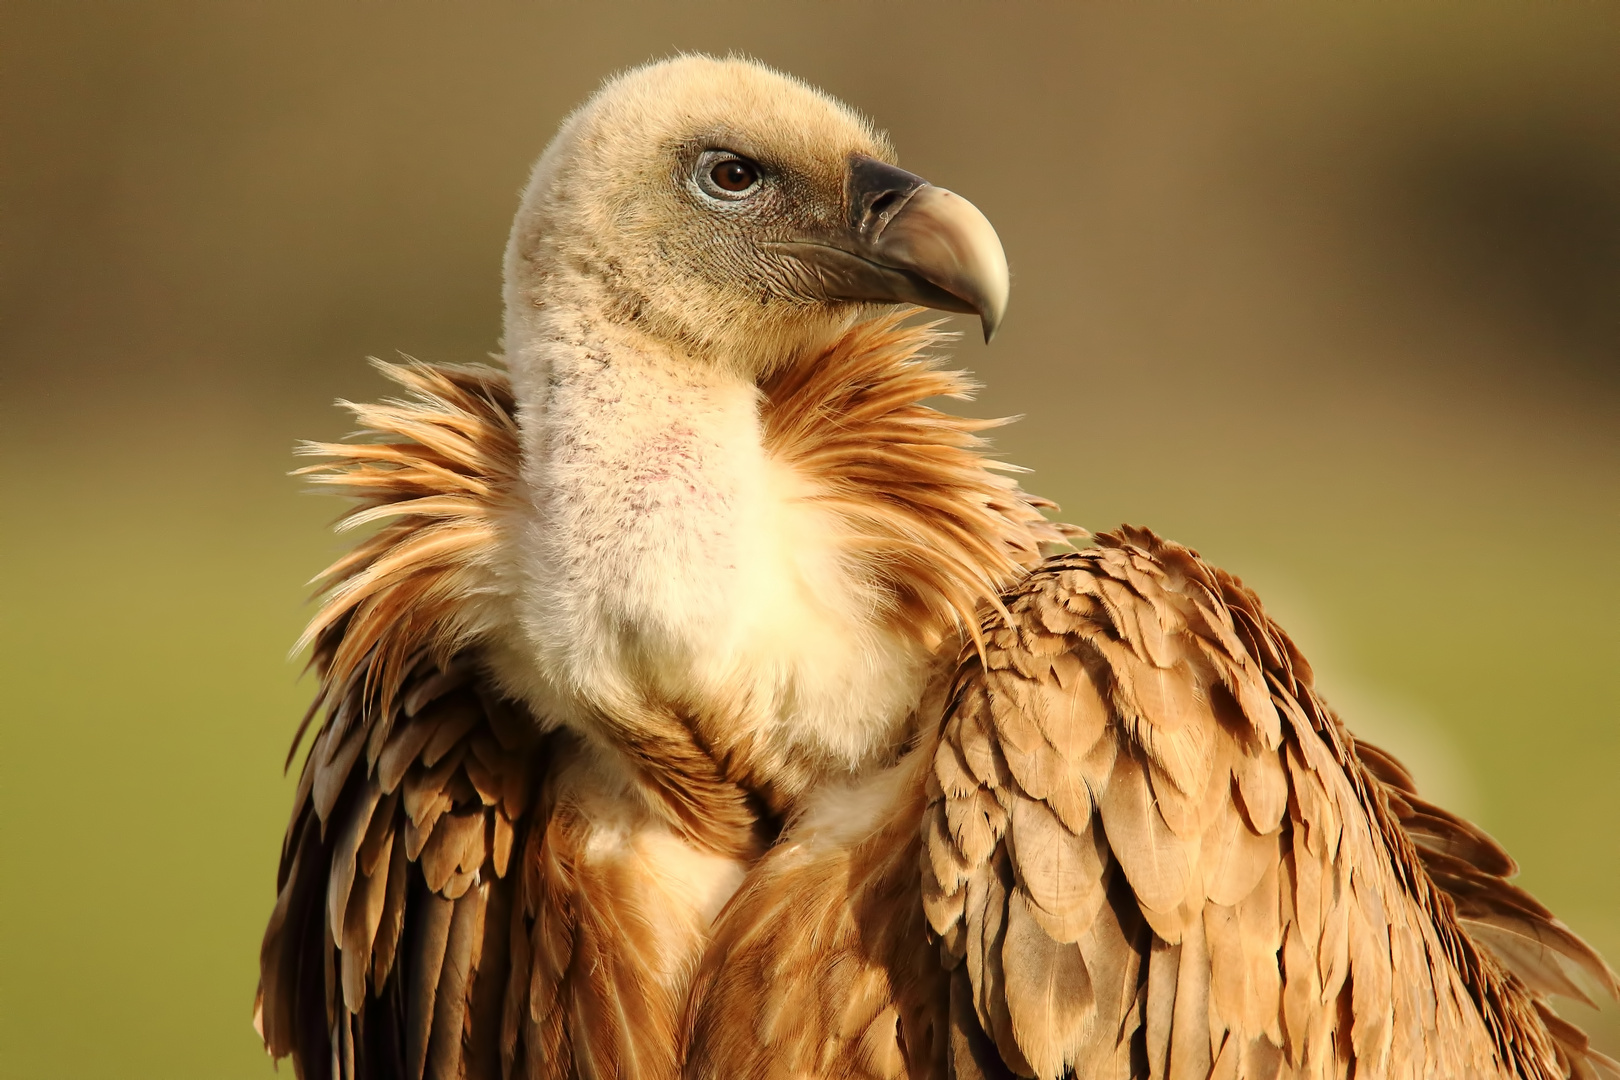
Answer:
710 158 758 192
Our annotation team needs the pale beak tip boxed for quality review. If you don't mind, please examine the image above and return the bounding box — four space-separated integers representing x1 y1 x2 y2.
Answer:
978 269 1009 343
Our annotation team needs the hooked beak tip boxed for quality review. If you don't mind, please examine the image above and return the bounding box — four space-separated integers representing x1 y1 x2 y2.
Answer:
877 184 1010 344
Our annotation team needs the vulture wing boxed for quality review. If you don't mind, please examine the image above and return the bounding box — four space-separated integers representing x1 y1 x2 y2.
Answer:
255 648 547 1080
254 363 584 1080
685 528 1619 1080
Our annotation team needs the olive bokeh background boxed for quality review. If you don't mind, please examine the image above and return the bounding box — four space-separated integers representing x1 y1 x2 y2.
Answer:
3 4 1616 1077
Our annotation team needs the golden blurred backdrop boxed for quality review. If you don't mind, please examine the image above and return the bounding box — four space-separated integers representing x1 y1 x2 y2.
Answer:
2 3 1617 1077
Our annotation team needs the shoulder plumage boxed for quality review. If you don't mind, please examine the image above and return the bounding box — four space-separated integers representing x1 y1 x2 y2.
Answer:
921 526 1618 1079
258 360 561 1079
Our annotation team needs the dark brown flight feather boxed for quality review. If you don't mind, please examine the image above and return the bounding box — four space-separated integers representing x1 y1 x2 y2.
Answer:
255 362 553 1080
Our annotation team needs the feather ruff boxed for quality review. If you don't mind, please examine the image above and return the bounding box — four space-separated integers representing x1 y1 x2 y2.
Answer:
761 311 1078 652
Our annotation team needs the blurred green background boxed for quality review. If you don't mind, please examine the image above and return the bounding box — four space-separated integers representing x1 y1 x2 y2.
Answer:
3 3 1616 1077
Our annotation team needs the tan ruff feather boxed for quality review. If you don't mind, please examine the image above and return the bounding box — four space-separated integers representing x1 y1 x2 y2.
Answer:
287 359 520 758
263 354 709 1079
761 310 1077 651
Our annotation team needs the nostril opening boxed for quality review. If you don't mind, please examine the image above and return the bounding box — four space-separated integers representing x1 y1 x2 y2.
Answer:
868 191 903 219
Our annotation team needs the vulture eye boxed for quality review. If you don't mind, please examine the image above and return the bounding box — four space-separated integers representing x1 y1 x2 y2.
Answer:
694 150 764 200
712 159 758 191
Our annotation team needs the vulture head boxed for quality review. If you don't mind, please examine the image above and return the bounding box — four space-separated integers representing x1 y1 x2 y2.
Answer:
503 54 1010 377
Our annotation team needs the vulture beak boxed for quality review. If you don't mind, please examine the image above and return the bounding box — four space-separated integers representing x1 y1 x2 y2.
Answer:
767 154 1011 342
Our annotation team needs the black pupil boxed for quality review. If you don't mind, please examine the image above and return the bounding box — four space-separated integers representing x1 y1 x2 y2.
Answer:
712 159 756 192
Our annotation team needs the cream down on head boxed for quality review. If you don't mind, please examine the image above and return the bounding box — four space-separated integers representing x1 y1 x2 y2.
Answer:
501 54 1010 379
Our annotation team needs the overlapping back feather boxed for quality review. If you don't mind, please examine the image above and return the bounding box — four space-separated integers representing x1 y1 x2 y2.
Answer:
684 528 1620 1080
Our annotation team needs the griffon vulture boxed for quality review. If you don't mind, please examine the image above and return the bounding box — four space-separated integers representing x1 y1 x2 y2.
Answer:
255 55 1618 1080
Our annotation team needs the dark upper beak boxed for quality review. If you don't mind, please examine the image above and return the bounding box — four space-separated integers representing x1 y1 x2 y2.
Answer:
764 155 1011 342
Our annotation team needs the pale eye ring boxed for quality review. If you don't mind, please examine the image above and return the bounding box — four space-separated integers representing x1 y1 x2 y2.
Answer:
694 150 764 200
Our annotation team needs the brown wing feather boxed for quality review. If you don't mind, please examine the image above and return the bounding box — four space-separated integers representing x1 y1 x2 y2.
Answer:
923 527 1618 1080
255 651 551 1080
685 527 1618 1080
256 362 562 1080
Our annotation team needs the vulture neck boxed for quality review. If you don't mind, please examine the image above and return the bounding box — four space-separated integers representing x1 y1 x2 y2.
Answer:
499 279 1063 809
504 294 933 797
